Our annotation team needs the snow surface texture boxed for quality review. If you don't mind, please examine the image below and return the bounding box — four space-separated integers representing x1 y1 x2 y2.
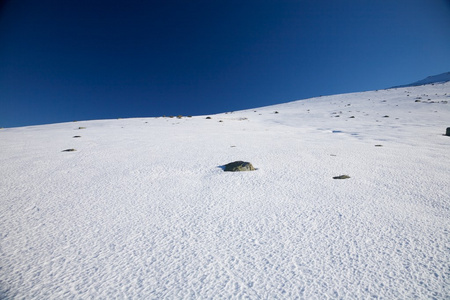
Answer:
1 83 450 299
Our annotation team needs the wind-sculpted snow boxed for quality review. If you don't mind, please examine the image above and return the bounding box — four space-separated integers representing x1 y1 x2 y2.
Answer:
1 83 449 298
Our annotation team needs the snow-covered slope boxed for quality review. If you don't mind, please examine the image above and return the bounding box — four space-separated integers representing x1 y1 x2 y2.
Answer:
394 71 450 88
1 83 449 299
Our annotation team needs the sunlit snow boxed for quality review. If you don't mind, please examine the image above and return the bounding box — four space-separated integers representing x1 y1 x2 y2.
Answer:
1 82 449 298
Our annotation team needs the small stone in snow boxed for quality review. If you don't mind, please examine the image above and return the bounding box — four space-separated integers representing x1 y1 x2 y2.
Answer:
333 175 350 179
224 161 255 172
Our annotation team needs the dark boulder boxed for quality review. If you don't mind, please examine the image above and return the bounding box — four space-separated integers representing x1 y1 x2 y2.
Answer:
223 161 255 172
446 127 450 136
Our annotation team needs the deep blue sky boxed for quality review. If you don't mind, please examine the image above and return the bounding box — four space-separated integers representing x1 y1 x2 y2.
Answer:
1 0 449 128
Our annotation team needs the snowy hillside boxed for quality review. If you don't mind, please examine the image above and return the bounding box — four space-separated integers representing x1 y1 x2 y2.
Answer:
1 82 449 298
394 71 450 88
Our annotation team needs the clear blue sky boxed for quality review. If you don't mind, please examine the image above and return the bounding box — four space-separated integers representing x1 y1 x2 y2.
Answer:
1 0 449 128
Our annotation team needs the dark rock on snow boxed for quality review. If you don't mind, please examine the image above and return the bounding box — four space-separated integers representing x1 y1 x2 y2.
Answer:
333 175 350 179
224 161 256 172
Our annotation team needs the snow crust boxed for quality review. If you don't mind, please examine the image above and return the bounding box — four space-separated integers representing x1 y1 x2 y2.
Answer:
1 83 449 298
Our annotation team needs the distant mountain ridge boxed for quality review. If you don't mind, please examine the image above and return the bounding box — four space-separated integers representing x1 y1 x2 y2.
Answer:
393 71 450 88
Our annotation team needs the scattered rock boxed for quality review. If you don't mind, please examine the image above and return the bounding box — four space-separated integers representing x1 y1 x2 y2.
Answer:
349 116 355 118
206 117 212 119
223 161 255 172
333 175 350 179
383 115 389 118
62 149 76 152
177 115 183 119
73 136 81 138
446 127 450 136
78 127 86 129
375 145 383 147
274 111 279 114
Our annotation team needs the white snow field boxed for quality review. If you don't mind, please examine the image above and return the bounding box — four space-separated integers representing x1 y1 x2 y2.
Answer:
1 82 450 299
